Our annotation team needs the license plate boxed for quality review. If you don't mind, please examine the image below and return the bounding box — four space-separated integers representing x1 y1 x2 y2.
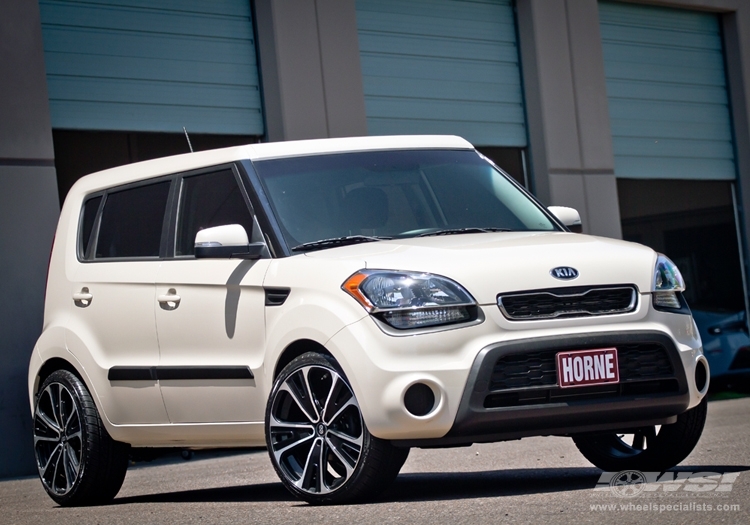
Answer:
556 348 619 388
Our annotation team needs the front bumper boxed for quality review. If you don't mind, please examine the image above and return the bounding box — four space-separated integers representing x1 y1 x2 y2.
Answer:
326 302 708 443
393 331 691 447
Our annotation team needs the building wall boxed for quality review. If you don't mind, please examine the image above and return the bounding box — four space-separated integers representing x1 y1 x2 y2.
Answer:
517 0 622 238
719 2 750 294
0 0 59 477
254 0 368 140
1 0 749 478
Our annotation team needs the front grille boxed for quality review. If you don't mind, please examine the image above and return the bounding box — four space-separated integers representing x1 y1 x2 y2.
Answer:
488 342 674 392
484 379 680 408
498 285 637 320
489 351 558 390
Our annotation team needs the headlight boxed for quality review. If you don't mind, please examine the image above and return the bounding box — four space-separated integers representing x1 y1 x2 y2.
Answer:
652 254 685 310
342 270 477 329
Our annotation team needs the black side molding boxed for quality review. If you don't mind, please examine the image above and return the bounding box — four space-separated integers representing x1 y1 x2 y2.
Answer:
108 366 254 381
108 367 155 381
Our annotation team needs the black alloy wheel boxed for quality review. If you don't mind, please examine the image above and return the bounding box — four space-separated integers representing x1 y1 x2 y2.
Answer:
265 352 409 504
33 370 129 506
573 397 708 472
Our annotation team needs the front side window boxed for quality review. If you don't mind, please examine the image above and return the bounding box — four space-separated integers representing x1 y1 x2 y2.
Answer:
95 181 171 259
175 169 255 256
252 149 558 250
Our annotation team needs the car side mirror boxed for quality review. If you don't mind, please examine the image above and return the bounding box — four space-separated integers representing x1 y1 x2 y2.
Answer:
548 206 582 233
194 224 265 259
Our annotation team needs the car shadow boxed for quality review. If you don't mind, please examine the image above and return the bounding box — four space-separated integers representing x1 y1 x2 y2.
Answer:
380 464 750 503
113 482 292 504
108 465 750 506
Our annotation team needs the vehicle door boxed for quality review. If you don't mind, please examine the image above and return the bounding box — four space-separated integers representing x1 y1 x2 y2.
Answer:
155 166 270 423
67 179 172 425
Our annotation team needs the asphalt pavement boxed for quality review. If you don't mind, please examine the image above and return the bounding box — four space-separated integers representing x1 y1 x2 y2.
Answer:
2 396 748 525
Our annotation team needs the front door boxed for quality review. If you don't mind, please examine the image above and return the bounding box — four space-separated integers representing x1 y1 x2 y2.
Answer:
155 167 269 423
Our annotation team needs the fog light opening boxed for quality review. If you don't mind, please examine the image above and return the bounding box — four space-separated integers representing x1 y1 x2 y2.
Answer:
695 359 708 393
404 383 436 417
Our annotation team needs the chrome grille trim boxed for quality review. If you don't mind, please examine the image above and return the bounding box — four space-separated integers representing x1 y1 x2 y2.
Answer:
497 286 638 321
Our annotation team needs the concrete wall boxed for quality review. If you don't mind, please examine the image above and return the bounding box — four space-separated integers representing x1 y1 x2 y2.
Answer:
0 0 748 480
0 0 59 477
720 4 750 301
517 0 750 246
516 0 622 238
254 0 368 141
602 0 750 301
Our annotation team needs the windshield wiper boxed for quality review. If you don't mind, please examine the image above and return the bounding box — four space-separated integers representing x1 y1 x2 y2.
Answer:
291 235 393 252
417 227 511 237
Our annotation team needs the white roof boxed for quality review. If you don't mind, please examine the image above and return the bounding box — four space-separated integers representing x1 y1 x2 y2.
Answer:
69 135 475 195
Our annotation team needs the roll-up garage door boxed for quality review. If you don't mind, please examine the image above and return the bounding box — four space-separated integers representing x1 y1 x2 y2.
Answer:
599 1 735 180
39 0 263 135
356 0 526 146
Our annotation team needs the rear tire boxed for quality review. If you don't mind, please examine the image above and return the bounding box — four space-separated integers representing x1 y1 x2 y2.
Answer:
33 370 130 506
572 397 707 472
265 352 409 504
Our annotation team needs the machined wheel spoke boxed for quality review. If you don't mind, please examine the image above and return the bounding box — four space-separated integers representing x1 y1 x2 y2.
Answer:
61 448 72 492
327 429 362 472
321 375 343 422
41 443 62 479
317 439 327 493
271 432 316 462
37 406 62 436
325 436 356 476
324 397 356 426
62 445 79 491
56 388 70 432
268 414 315 430
278 382 318 424
66 430 82 443
48 384 63 429
51 447 63 492
34 435 59 445
302 369 322 422
631 432 645 450
64 404 78 431
327 428 363 449
296 438 323 492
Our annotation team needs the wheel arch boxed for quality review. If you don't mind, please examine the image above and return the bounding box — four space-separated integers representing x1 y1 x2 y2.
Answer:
273 339 334 380
33 357 87 398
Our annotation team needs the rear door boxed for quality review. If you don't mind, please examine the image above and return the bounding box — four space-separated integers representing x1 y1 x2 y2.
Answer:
155 166 269 423
67 178 172 425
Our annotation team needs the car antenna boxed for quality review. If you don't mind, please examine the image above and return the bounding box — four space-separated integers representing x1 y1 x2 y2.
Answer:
182 126 194 153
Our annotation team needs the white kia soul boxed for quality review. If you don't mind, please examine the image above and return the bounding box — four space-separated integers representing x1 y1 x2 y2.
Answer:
29 135 709 506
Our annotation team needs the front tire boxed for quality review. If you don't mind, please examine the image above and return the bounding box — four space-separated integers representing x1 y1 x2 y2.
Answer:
265 352 409 504
33 370 130 506
572 397 708 472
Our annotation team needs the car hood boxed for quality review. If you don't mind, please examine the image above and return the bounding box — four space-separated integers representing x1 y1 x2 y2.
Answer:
303 232 657 305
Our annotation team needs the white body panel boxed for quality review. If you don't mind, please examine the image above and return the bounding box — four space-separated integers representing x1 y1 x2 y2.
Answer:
155 258 270 423
29 135 708 448
303 232 657 304
70 261 168 425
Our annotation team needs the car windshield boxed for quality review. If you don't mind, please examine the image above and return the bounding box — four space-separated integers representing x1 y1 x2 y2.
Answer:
252 149 559 251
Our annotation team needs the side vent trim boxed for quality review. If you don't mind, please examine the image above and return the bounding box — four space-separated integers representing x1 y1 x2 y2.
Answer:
265 287 290 306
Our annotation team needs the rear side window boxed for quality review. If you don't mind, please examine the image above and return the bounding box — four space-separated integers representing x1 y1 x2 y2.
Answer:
175 169 254 256
79 196 102 258
95 181 171 259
